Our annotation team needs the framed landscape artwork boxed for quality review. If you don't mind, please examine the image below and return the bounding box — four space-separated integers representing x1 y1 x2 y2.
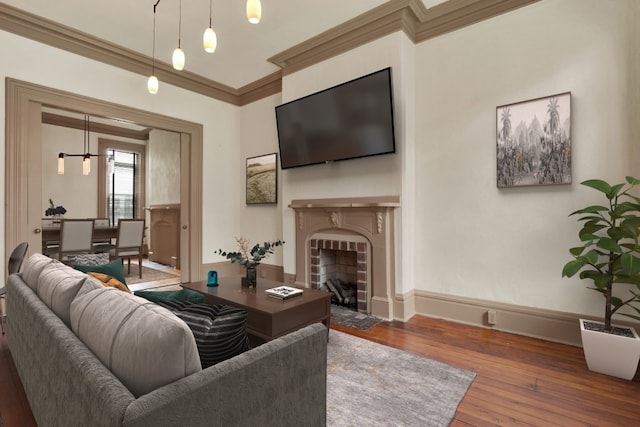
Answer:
496 92 571 188
246 153 277 205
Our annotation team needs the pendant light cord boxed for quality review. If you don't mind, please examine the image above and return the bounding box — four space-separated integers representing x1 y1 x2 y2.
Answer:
209 0 212 28
152 0 159 74
178 0 182 48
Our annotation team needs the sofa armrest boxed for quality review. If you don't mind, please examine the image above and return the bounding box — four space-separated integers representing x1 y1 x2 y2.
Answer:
123 323 327 427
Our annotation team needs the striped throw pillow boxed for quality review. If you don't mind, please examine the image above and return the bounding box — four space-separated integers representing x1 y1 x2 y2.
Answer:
156 300 250 368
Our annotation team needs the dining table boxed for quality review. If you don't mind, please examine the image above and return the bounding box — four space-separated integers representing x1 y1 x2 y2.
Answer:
41 223 118 248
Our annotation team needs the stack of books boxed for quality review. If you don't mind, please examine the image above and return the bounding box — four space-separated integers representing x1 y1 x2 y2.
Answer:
265 285 304 300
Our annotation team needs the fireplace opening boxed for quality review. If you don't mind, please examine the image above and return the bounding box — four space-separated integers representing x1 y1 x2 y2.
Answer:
310 237 368 313
317 249 358 310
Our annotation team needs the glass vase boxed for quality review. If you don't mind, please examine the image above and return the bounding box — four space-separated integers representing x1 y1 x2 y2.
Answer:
244 266 257 288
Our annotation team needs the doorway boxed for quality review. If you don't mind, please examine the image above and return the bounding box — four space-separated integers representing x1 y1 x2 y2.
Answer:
5 78 203 283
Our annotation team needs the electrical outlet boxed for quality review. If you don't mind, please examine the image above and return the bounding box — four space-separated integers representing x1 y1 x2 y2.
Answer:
487 310 497 325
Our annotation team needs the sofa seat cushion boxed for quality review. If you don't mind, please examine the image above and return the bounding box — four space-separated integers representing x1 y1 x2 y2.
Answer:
70 287 202 397
155 300 250 369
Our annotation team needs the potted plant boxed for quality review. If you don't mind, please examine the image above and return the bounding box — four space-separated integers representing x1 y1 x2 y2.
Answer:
562 176 640 379
45 198 67 222
215 237 284 287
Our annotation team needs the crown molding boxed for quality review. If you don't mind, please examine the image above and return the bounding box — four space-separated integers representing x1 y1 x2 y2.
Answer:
0 0 539 106
0 2 240 104
414 0 541 42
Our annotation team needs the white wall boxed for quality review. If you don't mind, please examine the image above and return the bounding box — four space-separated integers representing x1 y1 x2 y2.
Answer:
0 31 240 266
414 0 639 317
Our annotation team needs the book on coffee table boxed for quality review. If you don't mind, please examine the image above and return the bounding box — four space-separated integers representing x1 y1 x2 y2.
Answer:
265 285 304 300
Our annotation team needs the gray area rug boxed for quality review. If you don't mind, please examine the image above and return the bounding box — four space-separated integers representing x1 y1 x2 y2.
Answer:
331 304 385 331
327 330 475 427
125 265 179 285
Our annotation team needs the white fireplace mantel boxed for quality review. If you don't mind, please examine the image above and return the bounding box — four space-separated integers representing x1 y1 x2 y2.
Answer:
289 196 400 319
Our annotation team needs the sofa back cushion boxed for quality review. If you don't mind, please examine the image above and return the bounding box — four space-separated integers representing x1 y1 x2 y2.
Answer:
21 253 65 292
21 253 100 327
37 265 93 327
70 287 202 397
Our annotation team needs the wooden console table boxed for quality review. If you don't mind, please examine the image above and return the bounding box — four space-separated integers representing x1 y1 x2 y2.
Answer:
182 277 331 342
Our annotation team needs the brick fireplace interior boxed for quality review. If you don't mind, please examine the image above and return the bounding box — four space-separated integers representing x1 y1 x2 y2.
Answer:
310 236 369 313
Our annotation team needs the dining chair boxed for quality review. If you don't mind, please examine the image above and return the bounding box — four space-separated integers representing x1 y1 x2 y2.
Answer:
92 218 114 253
41 218 60 256
53 219 95 262
1 241 29 334
109 219 145 278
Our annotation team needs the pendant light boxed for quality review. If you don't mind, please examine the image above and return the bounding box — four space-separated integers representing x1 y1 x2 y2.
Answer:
82 115 91 175
246 0 262 24
172 0 185 70
148 0 160 94
203 0 217 53
57 114 114 176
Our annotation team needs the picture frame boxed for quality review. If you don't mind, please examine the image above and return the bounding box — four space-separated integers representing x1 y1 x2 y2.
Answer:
246 153 278 205
496 92 571 188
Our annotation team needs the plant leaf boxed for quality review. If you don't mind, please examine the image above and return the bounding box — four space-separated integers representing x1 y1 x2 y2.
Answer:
596 237 622 253
562 260 584 277
626 176 640 186
621 253 640 275
581 179 612 195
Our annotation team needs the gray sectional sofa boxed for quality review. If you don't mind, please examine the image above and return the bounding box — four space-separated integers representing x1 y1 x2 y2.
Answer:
6 254 327 426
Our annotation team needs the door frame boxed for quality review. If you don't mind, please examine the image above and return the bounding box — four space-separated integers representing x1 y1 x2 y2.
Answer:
5 78 203 283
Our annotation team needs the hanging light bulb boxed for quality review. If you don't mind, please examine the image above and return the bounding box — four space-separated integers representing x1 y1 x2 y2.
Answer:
58 153 65 175
148 75 159 94
82 154 91 175
203 0 217 53
246 0 261 24
107 155 115 175
172 47 185 70
203 27 217 53
148 0 160 93
172 0 185 70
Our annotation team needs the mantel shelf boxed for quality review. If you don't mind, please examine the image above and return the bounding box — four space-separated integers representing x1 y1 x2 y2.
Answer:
289 196 400 209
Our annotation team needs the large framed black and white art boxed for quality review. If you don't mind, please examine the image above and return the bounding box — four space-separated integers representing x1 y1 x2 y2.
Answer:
496 92 571 188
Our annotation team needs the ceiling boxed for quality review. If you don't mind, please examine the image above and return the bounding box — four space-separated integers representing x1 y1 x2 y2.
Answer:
2 0 449 90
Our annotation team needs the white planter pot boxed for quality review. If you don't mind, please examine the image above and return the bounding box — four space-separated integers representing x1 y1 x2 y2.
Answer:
580 319 640 380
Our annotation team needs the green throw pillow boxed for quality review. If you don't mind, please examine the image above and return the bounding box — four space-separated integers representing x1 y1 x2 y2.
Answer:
134 289 205 304
74 258 128 288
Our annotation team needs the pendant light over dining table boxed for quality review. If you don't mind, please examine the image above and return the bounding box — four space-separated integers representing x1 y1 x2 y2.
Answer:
147 0 262 93
57 114 114 176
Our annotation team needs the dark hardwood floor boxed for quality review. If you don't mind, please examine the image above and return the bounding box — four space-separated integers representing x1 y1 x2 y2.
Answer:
2 312 640 426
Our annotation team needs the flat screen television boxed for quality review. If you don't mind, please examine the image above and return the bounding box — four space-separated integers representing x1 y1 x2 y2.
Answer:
275 67 396 169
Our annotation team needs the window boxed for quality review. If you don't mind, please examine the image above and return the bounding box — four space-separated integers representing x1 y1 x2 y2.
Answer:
98 139 145 223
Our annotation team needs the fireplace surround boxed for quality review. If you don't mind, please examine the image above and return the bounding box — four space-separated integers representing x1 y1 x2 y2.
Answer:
289 196 400 319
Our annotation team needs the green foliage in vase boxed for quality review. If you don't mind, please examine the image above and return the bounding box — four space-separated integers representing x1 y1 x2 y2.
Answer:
562 176 640 331
45 198 67 216
215 237 285 269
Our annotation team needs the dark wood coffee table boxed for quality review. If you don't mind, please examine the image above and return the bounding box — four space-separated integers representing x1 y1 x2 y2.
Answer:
182 277 331 342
